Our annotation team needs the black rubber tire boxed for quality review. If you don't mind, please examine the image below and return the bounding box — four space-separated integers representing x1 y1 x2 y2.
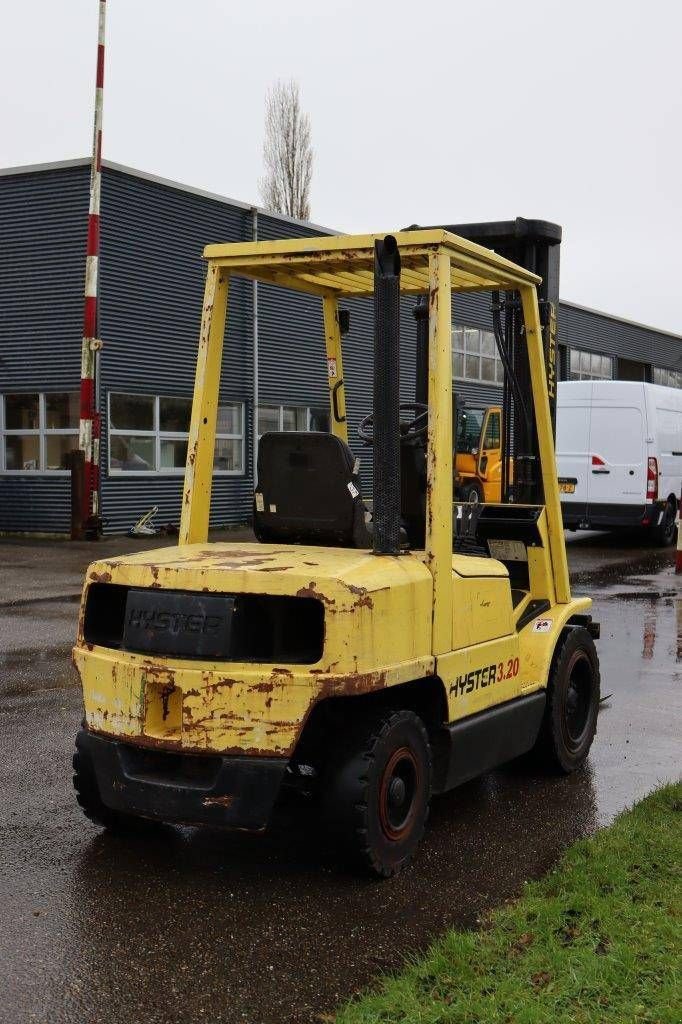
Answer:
73 746 143 831
465 480 484 505
323 710 432 877
533 627 600 774
651 499 677 547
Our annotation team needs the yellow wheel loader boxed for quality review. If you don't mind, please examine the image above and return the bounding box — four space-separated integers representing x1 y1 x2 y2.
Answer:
454 401 505 504
73 228 600 876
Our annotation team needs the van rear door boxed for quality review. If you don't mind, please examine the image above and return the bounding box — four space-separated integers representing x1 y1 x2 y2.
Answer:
556 387 591 508
647 386 682 503
587 403 646 507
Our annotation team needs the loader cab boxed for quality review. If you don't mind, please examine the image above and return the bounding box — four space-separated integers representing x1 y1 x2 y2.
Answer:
454 403 504 504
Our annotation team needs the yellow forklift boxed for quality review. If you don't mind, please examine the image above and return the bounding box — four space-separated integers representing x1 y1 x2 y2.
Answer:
72 228 600 876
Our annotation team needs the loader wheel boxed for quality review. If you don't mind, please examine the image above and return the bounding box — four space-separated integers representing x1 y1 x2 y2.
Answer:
534 627 600 773
465 480 484 504
324 710 432 877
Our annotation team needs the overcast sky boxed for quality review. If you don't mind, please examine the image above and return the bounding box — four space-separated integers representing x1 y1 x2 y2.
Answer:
2 0 681 333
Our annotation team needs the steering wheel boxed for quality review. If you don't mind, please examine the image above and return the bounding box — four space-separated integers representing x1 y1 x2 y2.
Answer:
358 402 428 443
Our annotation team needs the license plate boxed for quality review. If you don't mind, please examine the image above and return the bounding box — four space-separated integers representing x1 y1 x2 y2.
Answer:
123 589 234 658
558 480 576 494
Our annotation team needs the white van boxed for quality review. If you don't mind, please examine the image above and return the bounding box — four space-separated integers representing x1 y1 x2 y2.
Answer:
556 380 681 545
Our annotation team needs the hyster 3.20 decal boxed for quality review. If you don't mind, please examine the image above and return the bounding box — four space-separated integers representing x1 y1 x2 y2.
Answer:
450 657 520 697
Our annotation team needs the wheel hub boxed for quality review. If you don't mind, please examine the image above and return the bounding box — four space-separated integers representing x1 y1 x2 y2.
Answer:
379 746 420 841
388 776 406 808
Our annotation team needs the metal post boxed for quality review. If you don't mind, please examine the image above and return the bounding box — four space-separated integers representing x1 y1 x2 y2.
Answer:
68 449 86 541
252 208 259 482
519 284 570 603
179 266 230 546
78 0 106 538
372 236 402 555
322 296 348 442
425 250 453 653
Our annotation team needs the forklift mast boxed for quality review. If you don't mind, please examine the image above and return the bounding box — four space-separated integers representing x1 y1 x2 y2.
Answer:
413 218 561 505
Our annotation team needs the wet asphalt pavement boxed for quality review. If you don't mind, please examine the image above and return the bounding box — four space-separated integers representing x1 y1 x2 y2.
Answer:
0 533 680 1024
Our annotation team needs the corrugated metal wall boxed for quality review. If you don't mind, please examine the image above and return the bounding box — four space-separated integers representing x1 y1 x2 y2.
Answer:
559 301 681 370
1 162 679 534
98 167 256 533
0 165 89 532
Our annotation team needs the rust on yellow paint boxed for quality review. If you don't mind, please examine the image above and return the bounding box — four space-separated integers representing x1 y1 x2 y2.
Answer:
76 543 435 756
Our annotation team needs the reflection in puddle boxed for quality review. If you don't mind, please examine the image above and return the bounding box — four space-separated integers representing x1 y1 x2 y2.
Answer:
642 603 657 660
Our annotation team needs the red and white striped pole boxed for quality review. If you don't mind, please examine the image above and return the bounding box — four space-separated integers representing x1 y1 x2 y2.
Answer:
79 0 106 537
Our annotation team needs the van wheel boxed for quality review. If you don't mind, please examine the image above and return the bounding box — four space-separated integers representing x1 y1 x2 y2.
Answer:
533 627 600 773
465 480 484 504
652 499 677 547
324 710 432 877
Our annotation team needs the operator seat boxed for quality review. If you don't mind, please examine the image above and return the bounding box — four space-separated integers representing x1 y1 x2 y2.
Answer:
253 432 371 548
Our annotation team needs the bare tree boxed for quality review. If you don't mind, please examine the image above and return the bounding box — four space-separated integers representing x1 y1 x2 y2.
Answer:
259 80 313 221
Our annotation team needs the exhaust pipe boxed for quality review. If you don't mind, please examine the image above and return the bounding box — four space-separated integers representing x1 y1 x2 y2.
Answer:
373 236 401 555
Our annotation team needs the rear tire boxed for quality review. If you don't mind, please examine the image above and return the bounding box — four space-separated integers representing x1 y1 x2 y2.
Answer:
651 499 677 547
324 710 432 877
533 627 600 773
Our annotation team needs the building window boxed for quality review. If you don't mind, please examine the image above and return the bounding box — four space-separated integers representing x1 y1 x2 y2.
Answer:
108 393 244 475
256 405 312 438
0 391 79 472
452 327 503 384
653 366 682 389
569 349 614 381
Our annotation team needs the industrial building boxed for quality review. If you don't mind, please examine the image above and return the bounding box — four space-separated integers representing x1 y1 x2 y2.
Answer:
1 158 681 535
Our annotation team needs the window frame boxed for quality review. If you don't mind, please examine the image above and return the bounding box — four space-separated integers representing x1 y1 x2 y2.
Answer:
568 348 614 382
107 392 245 477
256 403 311 439
653 366 682 389
0 392 80 475
452 326 504 385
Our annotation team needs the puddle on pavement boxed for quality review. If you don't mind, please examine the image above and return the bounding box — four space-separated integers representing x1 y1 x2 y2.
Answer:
1 549 680 1024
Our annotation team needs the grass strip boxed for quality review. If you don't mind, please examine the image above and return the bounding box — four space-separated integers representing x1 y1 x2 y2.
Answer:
336 781 681 1024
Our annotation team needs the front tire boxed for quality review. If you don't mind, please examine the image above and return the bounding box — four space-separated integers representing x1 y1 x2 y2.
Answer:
534 627 600 773
324 710 432 877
